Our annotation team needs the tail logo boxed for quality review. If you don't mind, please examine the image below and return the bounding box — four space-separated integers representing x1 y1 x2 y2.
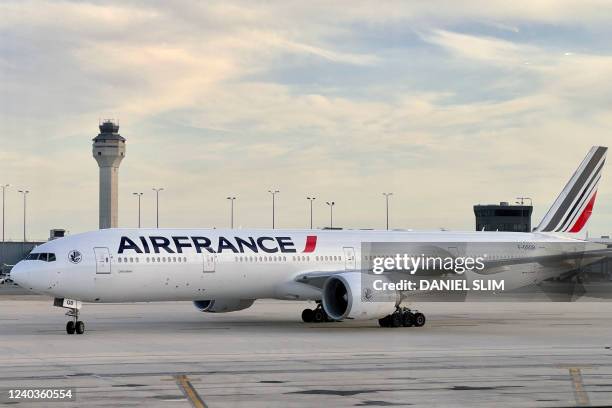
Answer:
536 146 607 233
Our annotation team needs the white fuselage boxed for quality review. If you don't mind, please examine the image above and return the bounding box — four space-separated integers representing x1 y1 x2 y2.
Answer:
10 228 603 303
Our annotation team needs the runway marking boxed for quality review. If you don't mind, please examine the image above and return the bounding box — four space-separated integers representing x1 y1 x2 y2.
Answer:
568 367 590 406
175 374 207 408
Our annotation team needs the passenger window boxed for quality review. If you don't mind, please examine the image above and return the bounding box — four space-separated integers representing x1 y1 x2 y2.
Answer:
118 258 122 263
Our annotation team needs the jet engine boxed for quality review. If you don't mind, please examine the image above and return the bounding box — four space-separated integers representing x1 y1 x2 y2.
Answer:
193 299 255 313
321 272 399 321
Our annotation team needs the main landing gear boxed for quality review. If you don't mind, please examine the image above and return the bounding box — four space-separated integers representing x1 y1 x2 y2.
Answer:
301 302 334 323
54 298 85 335
378 307 426 328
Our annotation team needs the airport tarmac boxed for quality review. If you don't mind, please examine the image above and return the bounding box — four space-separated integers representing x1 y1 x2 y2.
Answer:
1 297 612 407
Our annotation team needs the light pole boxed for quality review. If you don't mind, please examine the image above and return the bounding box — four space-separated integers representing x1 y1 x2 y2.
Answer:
152 188 164 228
268 190 279 229
326 201 335 229
17 190 29 245
1 184 9 271
226 197 236 228
132 193 143 228
383 192 393 230
307 197 316 229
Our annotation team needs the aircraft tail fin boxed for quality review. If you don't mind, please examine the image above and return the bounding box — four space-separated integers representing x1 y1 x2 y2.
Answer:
535 146 607 233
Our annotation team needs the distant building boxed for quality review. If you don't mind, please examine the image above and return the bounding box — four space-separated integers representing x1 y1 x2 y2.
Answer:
474 202 533 232
49 229 66 240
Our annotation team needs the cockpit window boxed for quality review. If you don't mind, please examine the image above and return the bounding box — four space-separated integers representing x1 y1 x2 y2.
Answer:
25 252 56 262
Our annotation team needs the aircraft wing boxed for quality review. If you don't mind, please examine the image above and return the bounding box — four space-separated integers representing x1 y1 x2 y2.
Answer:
295 267 452 289
295 246 612 284
295 270 350 289
474 247 612 274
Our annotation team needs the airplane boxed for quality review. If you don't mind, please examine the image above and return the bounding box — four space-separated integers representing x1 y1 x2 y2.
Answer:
8 146 610 335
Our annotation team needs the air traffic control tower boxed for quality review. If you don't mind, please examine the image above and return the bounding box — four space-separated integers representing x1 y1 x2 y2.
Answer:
92 120 126 229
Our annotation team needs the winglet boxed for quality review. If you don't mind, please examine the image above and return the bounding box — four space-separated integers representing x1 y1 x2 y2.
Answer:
535 146 607 233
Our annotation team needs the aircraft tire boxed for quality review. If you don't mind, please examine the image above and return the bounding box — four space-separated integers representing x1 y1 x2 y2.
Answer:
301 308 314 323
390 313 402 327
413 313 426 327
402 311 414 327
313 309 325 323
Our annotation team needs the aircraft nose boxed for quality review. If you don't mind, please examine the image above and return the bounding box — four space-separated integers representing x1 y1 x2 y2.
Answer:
10 261 31 289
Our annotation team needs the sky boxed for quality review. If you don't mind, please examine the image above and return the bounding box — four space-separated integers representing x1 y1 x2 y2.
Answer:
2 0 612 240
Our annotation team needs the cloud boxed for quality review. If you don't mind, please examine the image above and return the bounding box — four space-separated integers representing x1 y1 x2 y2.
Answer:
423 29 536 66
2 1 612 238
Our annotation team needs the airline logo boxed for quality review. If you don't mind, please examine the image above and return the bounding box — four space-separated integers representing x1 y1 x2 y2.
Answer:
536 146 607 233
118 235 318 255
68 250 82 264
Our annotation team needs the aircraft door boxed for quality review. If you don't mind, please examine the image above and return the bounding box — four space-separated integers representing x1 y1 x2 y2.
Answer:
203 254 215 273
94 247 111 274
343 247 356 270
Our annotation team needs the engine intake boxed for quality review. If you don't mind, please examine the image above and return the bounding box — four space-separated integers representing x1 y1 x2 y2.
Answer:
193 299 254 313
322 272 398 321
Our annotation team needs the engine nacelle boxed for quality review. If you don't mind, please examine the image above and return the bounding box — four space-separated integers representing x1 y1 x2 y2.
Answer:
322 272 399 321
193 299 255 313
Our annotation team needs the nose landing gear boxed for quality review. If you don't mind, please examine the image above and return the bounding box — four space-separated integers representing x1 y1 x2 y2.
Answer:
54 298 85 335
65 308 85 335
